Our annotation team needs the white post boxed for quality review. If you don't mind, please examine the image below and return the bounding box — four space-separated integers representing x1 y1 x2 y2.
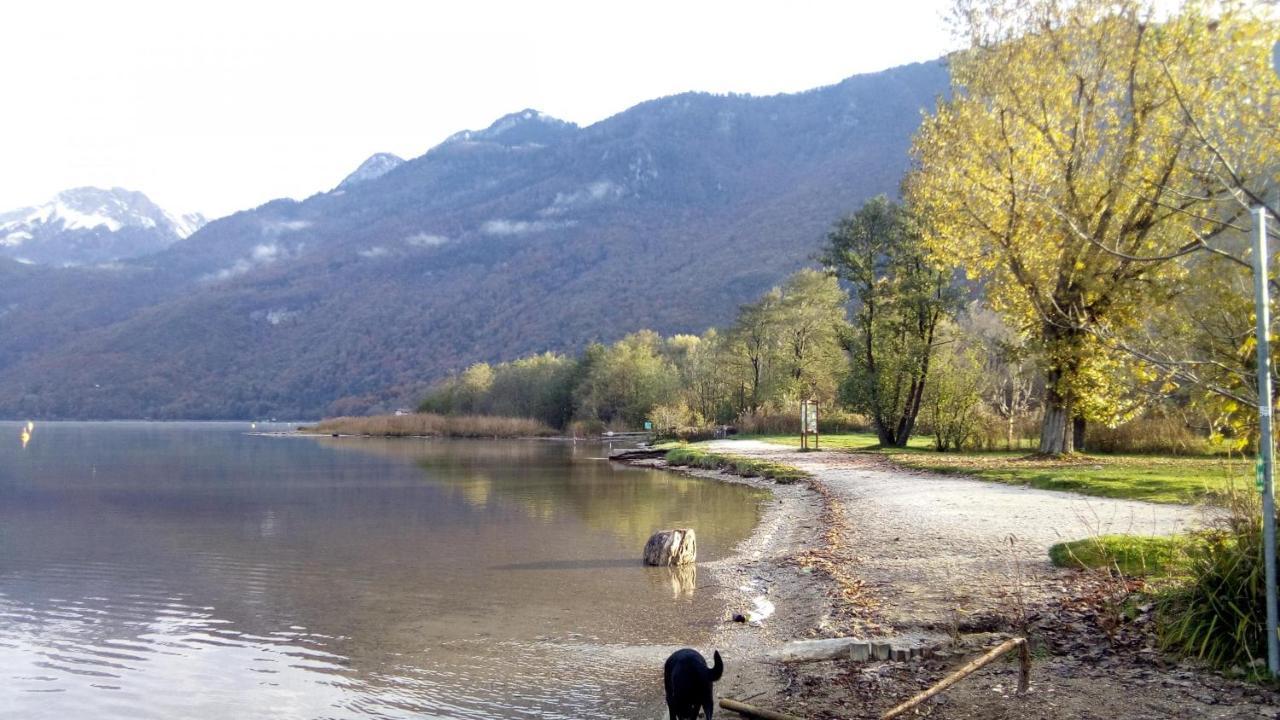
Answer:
1254 206 1279 676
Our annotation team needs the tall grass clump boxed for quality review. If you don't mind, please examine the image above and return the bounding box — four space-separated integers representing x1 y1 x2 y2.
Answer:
1086 414 1214 456
737 408 872 436
958 409 1041 451
1157 489 1269 671
308 413 556 438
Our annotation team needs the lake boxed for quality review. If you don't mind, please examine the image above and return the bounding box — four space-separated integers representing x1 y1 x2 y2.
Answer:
0 422 766 719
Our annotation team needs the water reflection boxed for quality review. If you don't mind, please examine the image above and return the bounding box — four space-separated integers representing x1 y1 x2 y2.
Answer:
646 565 699 600
0 423 765 719
319 437 763 552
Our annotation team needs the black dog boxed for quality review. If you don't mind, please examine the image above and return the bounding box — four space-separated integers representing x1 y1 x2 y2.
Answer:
663 648 723 719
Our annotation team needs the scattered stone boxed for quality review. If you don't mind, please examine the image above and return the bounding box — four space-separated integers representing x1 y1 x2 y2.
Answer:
643 528 697 566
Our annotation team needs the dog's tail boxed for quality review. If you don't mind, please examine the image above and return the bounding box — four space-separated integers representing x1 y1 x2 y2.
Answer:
710 650 723 682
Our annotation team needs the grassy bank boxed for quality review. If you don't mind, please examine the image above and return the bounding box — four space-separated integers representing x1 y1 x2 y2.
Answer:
305 413 556 438
664 446 810 484
888 451 1247 505
1050 496 1267 675
1049 534 1190 577
731 433 1247 504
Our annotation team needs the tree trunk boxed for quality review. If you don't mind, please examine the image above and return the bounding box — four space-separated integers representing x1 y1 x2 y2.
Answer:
893 376 926 447
890 309 938 448
1038 385 1074 455
749 357 761 414
1072 416 1086 452
643 528 697 566
874 414 896 447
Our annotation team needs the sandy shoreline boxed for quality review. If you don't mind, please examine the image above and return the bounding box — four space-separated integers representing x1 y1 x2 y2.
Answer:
618 456 835 718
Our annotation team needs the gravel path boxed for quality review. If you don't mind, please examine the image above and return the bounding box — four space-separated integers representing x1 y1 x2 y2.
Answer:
702 440 1208 633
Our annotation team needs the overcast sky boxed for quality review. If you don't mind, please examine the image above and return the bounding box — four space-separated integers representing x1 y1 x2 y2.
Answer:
2 1 958 219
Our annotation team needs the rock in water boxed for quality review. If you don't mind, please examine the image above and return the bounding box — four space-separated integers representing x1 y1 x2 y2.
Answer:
643 528 697 566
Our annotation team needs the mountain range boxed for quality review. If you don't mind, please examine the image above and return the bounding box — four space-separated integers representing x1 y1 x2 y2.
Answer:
0 59 949 420
0 187 204 267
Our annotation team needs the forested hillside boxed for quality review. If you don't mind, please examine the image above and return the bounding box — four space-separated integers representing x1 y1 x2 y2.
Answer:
0 60 948 419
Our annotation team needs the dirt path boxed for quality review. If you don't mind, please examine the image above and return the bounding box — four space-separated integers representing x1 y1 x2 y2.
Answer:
702 440 1204 634
683 440 1280 719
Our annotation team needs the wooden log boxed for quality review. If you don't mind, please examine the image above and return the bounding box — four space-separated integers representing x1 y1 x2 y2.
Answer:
643 528 697 566
879 637 1029 720
720 698 805 720
1018 637 1031 695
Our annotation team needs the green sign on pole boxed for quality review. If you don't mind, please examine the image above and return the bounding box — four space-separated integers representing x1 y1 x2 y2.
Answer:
1259 456 1268 494
644 421 653 431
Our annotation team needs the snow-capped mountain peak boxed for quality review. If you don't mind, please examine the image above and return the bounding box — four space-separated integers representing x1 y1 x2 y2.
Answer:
445 109 579 147
336 153 405 190
0 187 205 266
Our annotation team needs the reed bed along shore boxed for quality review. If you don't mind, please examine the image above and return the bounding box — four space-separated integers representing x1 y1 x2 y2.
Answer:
305 413 556 438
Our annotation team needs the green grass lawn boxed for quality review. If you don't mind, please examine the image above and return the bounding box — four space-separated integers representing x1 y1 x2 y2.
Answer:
1049 534 1191 577
727 433 1250 505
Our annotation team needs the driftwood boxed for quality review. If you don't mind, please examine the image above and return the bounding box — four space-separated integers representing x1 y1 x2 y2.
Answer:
643 528 697 566
720 698 804 720
880 637 1030 720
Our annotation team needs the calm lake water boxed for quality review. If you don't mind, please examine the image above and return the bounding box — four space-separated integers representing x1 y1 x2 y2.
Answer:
0 422 766 719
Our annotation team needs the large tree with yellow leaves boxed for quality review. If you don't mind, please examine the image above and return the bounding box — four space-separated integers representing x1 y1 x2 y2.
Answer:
909 0 1279 454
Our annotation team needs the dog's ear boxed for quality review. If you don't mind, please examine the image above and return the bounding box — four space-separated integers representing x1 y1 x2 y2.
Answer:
710 650 723 681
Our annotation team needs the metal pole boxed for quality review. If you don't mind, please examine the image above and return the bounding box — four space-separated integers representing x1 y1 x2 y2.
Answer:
1253 205 1279 676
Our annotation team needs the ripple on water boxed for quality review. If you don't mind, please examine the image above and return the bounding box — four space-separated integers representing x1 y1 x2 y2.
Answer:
1 556 692 719
0 430 764 718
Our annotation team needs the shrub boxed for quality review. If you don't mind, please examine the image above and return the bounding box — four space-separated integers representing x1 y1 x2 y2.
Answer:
1158 490 1270 671
736 406 872 435
650 402 699 436
1086 414 1213 455
956 408 1039 451
567 418 605 438
671 427 719 442
919 345 984 451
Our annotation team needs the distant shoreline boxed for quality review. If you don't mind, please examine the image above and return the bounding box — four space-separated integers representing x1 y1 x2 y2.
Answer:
302 413 557 439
